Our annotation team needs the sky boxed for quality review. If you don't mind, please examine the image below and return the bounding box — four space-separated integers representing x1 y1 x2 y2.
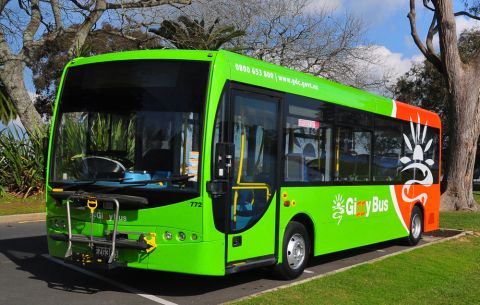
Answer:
321 0 480 86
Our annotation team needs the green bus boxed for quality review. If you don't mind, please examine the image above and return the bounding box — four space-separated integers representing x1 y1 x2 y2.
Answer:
46 50 441 279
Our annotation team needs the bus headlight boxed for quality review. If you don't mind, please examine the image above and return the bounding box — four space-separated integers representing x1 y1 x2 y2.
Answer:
164 231 172 240
178 232 186 241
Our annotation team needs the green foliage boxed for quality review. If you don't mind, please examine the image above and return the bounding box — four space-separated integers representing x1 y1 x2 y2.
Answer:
150 16 245 50
0 82 17 125
0 125 46 197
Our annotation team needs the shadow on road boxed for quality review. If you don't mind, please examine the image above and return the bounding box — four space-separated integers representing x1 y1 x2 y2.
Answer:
0 231 423 300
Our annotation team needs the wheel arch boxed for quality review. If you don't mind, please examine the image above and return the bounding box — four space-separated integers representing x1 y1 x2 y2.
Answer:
289 213 315 256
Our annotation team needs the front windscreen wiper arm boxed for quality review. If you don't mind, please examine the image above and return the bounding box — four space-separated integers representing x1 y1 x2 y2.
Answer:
49 178 132 189
119 175 194 186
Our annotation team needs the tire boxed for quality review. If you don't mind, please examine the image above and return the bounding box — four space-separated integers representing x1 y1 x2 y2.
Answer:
274 221 310 280
405 205 423 246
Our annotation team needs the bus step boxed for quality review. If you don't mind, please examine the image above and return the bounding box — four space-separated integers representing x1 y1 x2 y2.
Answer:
226 256 277 274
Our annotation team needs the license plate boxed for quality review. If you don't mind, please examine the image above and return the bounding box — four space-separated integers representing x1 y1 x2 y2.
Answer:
94 246 118 260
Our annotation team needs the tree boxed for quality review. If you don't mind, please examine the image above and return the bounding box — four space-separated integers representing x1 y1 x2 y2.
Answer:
407 0 480 210
150 15 245 50
175 0 389 90
0 0 190 135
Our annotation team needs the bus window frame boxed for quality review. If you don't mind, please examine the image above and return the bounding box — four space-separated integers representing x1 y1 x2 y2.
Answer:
48 59 212 206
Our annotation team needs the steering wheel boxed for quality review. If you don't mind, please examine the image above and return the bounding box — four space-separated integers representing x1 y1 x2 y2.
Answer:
80 156 126 179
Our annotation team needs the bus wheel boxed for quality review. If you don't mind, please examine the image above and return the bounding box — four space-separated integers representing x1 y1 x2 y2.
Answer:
274 221 310 280
405 205 423 246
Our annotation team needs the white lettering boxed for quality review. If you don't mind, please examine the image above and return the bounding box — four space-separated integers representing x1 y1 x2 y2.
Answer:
346 197 355 216
372 196 379 212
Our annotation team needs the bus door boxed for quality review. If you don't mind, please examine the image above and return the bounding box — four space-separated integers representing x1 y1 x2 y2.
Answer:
225 87 280 269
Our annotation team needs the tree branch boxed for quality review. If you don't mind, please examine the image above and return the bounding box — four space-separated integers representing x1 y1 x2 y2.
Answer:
67 0 107 57
426 12 438 58
454 10 480 21
0 25 13 63
0 0 9 15
22 0 42 46
423 0 435 12
106 0 191 10
70 0 93 10
50 0 63 29
408 0 443 72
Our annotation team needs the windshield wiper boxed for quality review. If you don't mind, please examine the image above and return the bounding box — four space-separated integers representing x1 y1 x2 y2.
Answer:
50 178 132 189
119 175 194 186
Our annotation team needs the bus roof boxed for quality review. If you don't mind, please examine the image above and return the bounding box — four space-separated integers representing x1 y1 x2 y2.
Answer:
66 49 441 128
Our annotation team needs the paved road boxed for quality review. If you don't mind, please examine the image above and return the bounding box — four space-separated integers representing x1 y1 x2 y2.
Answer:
0 221 449 305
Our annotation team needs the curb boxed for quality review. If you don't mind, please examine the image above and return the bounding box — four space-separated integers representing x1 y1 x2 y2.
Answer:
0 212 45 224
226 229 470 305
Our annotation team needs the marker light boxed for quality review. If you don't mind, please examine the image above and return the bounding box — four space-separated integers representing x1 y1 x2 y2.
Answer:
191 234 198 241
164 231 172 240
178 232 186 241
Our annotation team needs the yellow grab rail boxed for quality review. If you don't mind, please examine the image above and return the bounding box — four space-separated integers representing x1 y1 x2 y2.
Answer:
233 132 271 223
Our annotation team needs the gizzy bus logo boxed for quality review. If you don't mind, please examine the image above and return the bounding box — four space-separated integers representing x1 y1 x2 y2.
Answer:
332 194 389 225
399 115 435 206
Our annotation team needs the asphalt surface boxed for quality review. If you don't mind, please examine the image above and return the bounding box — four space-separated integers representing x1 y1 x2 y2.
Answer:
0 221 453 305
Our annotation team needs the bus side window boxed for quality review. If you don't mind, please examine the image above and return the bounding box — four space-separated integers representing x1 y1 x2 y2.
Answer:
335 127 372 182
284 94 333 183
373 117 402 182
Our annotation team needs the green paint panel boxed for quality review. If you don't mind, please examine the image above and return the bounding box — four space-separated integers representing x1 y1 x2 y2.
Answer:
279 185 408 258
219 51 394 117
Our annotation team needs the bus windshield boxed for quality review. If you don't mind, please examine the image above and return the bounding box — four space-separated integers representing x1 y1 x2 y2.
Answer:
50 60 209 193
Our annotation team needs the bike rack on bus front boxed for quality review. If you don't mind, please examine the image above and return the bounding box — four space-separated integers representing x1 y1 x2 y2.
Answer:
65 194 120 264
48 190 152 266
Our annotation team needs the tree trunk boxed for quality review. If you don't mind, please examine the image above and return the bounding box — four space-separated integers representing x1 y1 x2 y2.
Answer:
440 67 480 211
435 0 480 211
1 60 44 135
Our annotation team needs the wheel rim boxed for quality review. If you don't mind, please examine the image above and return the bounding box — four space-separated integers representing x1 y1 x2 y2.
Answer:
286 233 306 270
411 213 422 239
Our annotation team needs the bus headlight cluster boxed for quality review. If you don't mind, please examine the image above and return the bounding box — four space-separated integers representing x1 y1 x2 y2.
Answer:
178 232 186 241
163 231 198 241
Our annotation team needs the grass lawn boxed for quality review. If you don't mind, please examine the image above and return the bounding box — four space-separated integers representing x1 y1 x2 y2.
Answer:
0 193 45 216
232 213 480 305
